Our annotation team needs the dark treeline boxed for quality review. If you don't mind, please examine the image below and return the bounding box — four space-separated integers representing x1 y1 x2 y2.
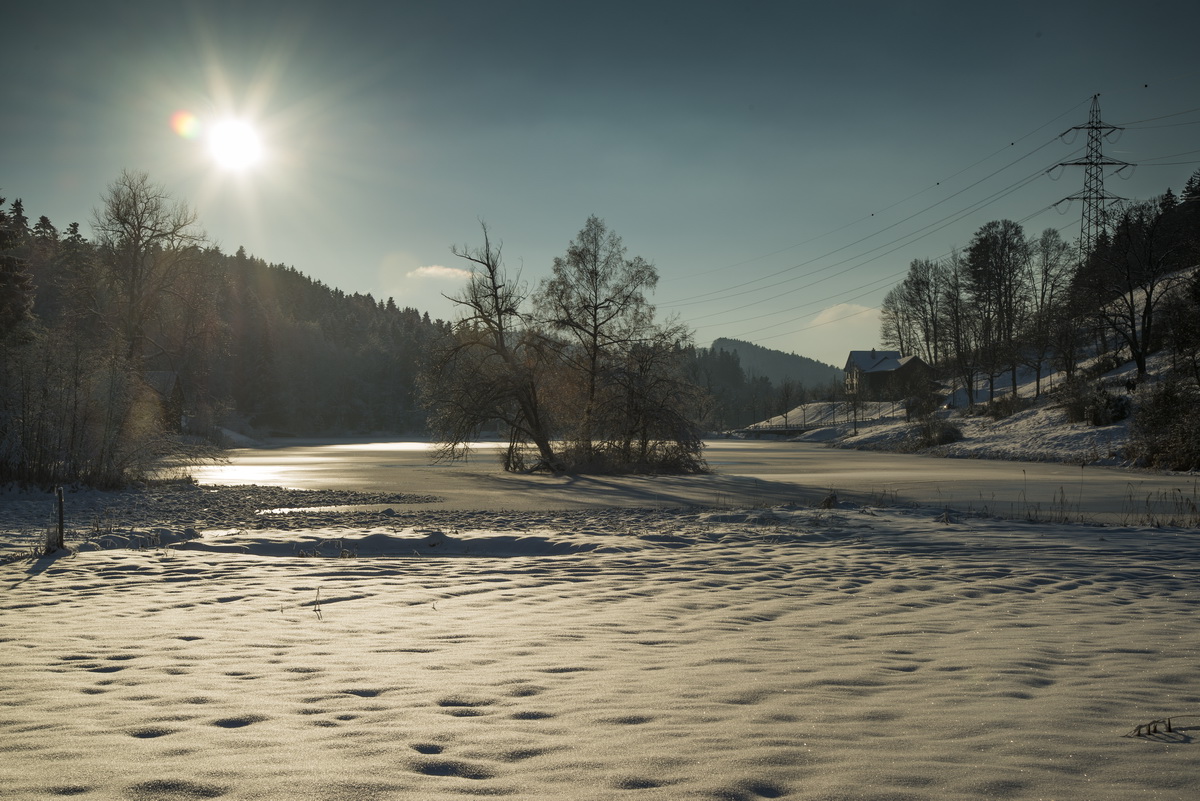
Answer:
2 172 826 486
710 338 842 388
1 171 447 486
683 343 842 430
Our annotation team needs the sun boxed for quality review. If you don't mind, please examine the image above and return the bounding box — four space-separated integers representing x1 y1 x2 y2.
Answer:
208 119 263 170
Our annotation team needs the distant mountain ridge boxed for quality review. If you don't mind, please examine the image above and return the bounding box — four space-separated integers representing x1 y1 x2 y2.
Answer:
711 338 843 388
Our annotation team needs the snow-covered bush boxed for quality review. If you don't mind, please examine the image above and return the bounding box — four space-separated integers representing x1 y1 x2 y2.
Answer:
908 417 963 449
1057 379 1130 426
1128 378 1200 470
985 393 1029 420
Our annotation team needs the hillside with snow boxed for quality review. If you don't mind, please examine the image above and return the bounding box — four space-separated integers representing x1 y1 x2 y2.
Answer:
743 353 1169 468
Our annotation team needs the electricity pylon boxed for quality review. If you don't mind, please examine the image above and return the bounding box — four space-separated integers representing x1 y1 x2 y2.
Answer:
1052 94 1133 260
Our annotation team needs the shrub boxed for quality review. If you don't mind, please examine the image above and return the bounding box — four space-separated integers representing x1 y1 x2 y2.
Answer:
1082 352 1126 378
553 438 708 475
1 331 188 487
904 392 939 420
1057 379 1130 426
908 417 963 449
985 393 1028 420
1128 379 1200 470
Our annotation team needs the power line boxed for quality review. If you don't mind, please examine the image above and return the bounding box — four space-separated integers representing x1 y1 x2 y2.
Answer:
681 155 1067 328
1115 104 1200 126
714 216 1080 346
1122 119 1200 130
695 190 1070 344
675 99 1195 315
1140 147 1200 162
663 102 1091 304
667 138 1076 311
675 97 1193 352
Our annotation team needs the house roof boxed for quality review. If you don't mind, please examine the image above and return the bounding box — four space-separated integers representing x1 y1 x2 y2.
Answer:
844 350 926 374
845 350 901 373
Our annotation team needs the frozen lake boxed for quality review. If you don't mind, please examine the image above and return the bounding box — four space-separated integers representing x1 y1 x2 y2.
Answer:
191 439 1200 524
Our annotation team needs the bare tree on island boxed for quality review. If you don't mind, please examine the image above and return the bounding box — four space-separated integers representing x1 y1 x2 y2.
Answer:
535 216 657 462
424 217 706 474
423 223 563 471
534 216 704 472
604 326 706 471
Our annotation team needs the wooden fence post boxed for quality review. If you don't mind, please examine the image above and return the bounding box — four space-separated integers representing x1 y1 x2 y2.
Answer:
55 486 65 551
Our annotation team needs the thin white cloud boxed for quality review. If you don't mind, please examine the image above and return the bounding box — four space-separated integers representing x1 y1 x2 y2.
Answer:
811 302 875 326
795 303 882 366
407 264 472 281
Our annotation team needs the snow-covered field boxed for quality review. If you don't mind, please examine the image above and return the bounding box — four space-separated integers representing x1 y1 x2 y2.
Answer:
3 478 1198 800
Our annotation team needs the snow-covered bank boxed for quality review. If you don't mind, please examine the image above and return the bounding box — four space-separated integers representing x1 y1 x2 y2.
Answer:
750 354 1170 468
0 482 441 562
810 403 1134 466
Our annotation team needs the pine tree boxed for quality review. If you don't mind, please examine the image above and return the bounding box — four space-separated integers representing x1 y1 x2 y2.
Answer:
0 196 36 338
7 198 29 239
1160 187 1179 212
1183 168 1200 204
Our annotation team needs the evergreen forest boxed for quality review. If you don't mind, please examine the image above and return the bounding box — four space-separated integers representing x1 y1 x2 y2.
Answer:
1 172 447 485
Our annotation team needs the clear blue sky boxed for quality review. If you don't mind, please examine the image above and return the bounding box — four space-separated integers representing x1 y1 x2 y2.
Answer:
4 1 1198 368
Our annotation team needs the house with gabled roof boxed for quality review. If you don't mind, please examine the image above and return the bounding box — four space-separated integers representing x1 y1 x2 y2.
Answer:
844 349 930 400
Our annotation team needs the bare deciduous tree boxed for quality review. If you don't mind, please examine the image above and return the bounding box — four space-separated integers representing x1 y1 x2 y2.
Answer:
1022 228 1072 396
966 219 1030 400
424 223 561 470
941 250 979 406
426 217 705 474
880 258 947 367
91 170 206 361
535 215 657 462
606 322 705 471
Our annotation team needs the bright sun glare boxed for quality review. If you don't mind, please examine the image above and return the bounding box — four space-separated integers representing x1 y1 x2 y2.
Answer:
208 119 263 170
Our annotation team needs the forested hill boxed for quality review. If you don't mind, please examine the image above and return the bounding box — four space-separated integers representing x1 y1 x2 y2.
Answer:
1 181 449 453
200 250 450 435
711 338 842 387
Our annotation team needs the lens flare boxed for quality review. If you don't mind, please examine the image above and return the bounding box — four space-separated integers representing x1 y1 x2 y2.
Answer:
170 110 201 139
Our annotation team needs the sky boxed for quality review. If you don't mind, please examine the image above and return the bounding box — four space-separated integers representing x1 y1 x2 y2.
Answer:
3 1 1199 369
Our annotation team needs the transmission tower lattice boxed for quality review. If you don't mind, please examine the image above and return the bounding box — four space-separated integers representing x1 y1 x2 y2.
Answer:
1052 94 1132 259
